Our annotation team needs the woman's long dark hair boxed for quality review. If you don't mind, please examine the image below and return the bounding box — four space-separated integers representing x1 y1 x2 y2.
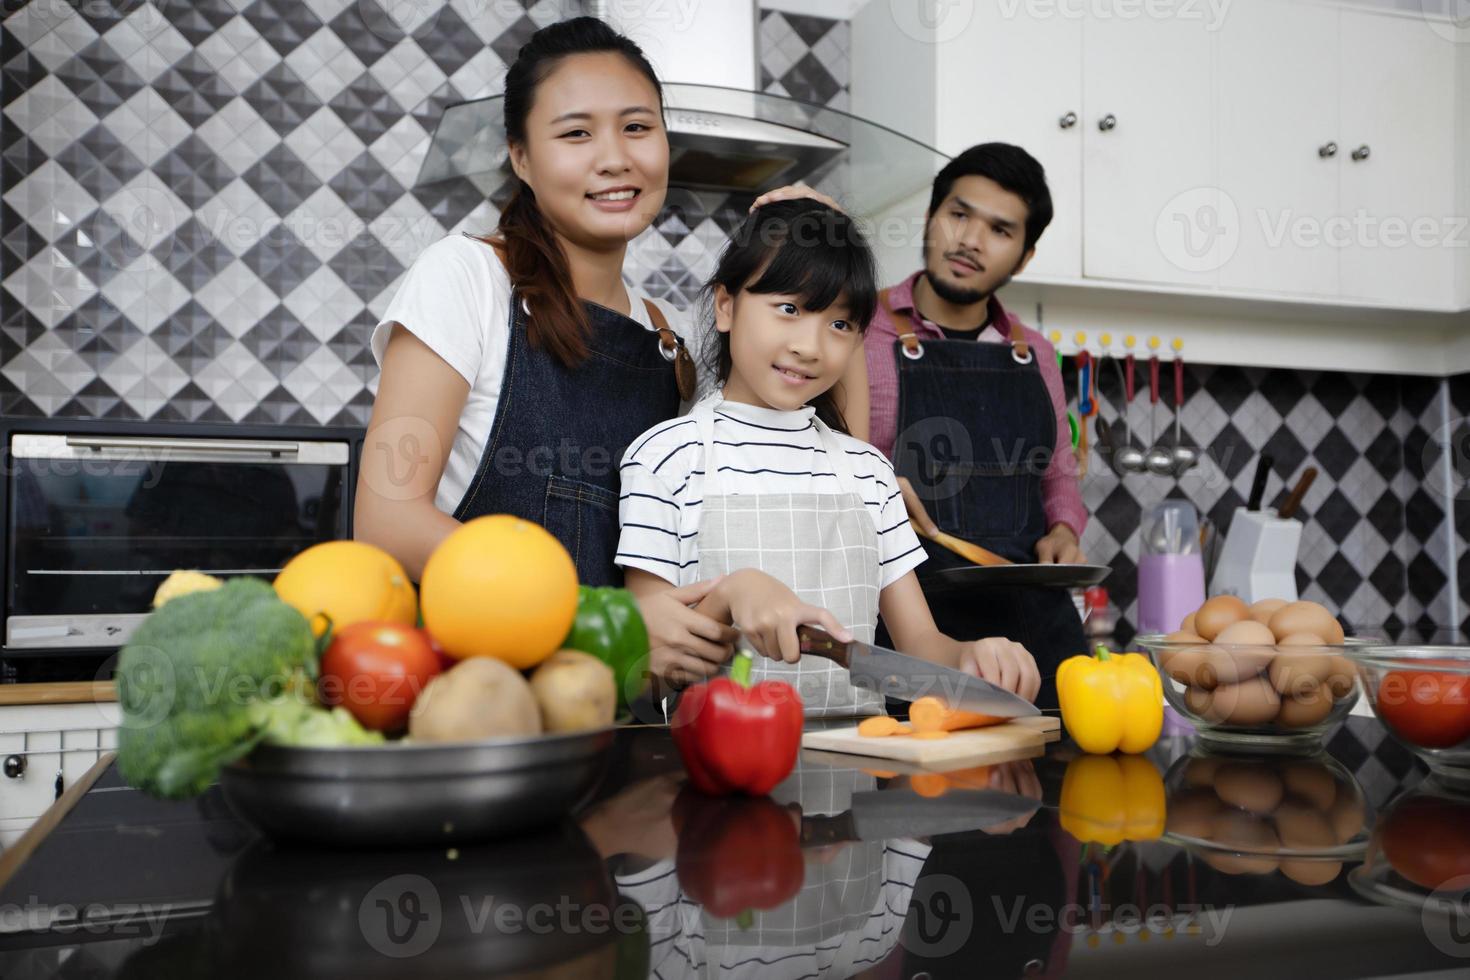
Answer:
489 17 663 367
702 200 879 434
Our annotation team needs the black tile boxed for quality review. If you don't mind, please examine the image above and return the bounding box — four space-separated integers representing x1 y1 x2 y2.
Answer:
240 224 321 296
1403 424 1433 481
412 175 482 228
329 150 405 220
1093 483 1141 545
151 217 236 292
1257 368 1307 419
1406 551 1448 606
1361 374 1400 422
0 300 46 352
150 301 232 374
329 1 397 67
488 15 540 72
1369 549 1406 605
241 303 309 372
151 381 227 423
409 80 465 132
1314 488 1361 544
1363 427 1402 481
1260 428 1309 492
1401 375 1439 418
1314 553 1362 609
53 209 142 288
71 0 150 32
1372 733 1420 779
51 294 142 371
54 40 146 112
1449 373 1470 416
1 131 46 191
779 52 841 106
1204 364 1252 415
151 135 235 209
1310 426 1357 482
241 142 320 216
241 383 308 424
169 0 238 46
57 377 143 420
241 62 322 138
781 11 839 47
151 52 239 128
0 203 45 268
416 4 480 76
328 234 403 302
328 318 376 380
1326 724 1370 772
0 375 44 418
242 0 323 58
1207 421 1252 480
54 124 146 201
1404 487 1445 544
1365 488 1404 542
1311 372 1357 416
3 45 49 105
329 71 405 135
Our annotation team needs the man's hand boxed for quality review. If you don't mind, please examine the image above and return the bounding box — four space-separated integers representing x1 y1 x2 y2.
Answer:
1035 523 1086 564
897 476 939 537
749 181 843 214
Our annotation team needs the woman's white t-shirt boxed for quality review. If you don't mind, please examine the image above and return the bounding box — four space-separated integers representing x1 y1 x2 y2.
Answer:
371 234 705 515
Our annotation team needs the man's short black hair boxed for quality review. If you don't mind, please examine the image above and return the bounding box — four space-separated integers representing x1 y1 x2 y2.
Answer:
928 143 1054 253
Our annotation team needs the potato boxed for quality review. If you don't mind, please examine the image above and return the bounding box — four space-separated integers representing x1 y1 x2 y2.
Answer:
1214 763 1284 815
530 649 616 733
409 657 542 742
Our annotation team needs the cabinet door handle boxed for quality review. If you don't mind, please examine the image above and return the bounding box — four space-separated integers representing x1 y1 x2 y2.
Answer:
3 755 24 779
1318 142 1338 158
1351 144 1371 162
1059 111 1078 130
1098 114 1117 132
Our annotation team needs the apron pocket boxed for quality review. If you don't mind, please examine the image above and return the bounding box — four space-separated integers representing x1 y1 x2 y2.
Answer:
942 466 1030 540
543 474 621 586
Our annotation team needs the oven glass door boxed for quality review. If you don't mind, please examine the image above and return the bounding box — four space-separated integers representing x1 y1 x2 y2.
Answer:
7 434 350 650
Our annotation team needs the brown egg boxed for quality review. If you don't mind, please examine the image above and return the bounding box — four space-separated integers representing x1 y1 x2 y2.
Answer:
1324 656 1359 699
1267 633 1333 696
1267 601 1345 644
1165 630 1207 644
1280 860 1341 886
1201 641 1273 686
1180 611 1198 633
1183 756 1221 788
1276 688 1336 728
1166 787 1223 838
1184 684 1224 721
1250 598 1289 625
1282 763 1338 812
1215 619 1277 646
1207 675 1282 726
1164 645 1219 689
1214 763 1284 815
1272 801 1337 849
1328 789 1366 844
1207 811 1281 874
1195 595 1250 640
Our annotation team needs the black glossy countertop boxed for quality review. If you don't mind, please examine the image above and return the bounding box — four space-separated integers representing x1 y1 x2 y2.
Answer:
0 723 1466 980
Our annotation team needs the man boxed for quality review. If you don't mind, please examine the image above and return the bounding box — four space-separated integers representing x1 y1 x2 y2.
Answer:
856 143 1088 709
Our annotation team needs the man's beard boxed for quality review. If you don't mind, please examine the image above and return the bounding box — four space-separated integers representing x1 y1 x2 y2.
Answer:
923 267 989 307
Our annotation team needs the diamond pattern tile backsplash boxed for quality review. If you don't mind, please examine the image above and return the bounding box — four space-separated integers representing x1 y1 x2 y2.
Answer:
1 0 1465 631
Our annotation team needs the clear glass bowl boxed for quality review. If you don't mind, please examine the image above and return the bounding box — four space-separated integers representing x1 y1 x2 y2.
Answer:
1136 637 1363 752
1162 750 1371 884
1345 645 1470 787
1348 779 1470 918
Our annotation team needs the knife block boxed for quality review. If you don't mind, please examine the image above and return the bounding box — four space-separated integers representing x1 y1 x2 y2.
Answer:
1209 507 1301 604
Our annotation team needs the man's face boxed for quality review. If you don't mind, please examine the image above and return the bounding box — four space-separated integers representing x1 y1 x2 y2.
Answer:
922 174 1035 306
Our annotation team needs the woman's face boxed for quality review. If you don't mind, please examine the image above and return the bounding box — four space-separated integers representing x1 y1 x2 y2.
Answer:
509 52 670 251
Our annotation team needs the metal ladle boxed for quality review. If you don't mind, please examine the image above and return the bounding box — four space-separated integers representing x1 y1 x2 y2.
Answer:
1110 354 1145 475
1145 353 1175 476
1169 355 1200 476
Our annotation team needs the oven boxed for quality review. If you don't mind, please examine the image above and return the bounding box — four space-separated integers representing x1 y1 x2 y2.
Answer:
2 419 362 681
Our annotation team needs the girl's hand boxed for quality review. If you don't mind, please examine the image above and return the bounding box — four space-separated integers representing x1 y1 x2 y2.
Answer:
959 637 1042 703
718 569 852 665
749 181 844 214
634 579 740 687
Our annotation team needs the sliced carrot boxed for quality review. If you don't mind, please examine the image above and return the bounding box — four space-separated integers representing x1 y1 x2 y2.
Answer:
858 716 902 738
911 730 951 739
894 724 913 735
910 773 949 797
907 696 1007 733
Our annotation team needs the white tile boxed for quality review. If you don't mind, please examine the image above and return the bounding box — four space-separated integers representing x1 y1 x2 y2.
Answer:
98 334 156 417
451 0 513 42
283 265 362 341
368 192 439 267
6 3 97 71
365 268 405 321
1 333 93 412
369 113 431 189
196 15 281 91
448 47 505 101
1339 455 1389 515
101 174 189 253
370 39 446 115
1285 396 1334 453
134 335 192 407
285 106 367 183
101 87 192 167
1232 390 1283 451
99 255 189 332
103 6 190 82
198 178 279 257
3 160 98 242
287 185 362 262
282 344 364 423
3 75 100 157
286 27 366 105
2 248 97 328
1339 394 1388 453
1296 518 1335 577
196 341 279 419
195 260 279 337
196 97 280 174
303 0 356 22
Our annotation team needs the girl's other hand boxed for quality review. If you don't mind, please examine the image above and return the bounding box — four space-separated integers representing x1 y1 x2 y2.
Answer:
959 637 1041 703
634 578 739 687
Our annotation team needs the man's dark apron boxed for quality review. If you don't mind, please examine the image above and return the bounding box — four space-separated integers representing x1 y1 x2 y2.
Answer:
876 288 1085 711
451 268 687 587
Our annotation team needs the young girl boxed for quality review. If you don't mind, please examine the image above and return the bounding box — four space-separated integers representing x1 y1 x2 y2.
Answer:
616 200 1040 714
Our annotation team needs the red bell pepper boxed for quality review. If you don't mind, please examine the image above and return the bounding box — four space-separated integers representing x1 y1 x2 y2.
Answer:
671 651 803 796
673 788 805 924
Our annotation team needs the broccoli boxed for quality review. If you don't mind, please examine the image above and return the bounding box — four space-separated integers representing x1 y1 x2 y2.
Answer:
116 577 376 798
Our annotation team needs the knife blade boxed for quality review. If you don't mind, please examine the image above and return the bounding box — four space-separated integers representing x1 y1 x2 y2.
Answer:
796 625 1040 718
799 789 1040 846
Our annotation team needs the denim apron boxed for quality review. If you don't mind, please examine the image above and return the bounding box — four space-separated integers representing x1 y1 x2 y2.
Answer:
452 287 686 587
879 288 1084 711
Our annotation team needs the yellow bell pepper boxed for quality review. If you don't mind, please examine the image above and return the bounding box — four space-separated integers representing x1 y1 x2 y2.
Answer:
1057 644 1164 754
1060 753 1166 846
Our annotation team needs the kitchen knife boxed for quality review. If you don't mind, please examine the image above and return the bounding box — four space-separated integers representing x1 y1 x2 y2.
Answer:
1276 467 1317 521
1246 453 1274 512
799 788 1040 846
796 625 1040 718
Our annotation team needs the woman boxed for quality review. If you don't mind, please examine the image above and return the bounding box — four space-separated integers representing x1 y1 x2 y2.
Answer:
357 17 830 687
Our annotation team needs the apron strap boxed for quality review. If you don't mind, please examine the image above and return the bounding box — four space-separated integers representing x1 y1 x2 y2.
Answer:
691 396 723 497
1009 319 1033 364
811 415 861 499
880 287 924 360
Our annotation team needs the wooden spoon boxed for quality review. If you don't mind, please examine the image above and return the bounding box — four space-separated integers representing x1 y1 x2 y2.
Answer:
915 524 1013 567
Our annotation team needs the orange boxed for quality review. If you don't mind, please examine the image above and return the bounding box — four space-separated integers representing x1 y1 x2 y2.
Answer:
420 515 578 669
273 540 417 637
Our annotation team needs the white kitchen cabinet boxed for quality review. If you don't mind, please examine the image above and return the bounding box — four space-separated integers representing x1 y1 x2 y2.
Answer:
0 700 119 849
1337 8 1459 310
1216 0 1342 297
938 7 1083 280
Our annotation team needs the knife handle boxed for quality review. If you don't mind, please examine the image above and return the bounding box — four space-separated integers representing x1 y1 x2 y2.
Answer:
800 812 857 848
796 625 851 668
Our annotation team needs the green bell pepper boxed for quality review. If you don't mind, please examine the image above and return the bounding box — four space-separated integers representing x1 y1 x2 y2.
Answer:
563 586 650 710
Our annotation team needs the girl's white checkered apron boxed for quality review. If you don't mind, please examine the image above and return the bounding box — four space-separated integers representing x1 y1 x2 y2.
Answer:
691 395 884 718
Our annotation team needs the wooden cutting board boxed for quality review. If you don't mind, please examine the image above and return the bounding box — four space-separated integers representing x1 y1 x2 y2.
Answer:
801 715 1061 765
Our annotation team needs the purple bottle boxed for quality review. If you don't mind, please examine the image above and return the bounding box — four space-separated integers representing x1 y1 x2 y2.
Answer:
1135 502 1206 635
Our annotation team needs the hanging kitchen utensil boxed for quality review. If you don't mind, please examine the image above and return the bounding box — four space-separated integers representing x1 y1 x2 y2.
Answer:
1276 467 1318 520
1111 351 1145 475
1144 353 1175 476
1077 350 1095 477
1057 346 1080 451
1169 354 1199 476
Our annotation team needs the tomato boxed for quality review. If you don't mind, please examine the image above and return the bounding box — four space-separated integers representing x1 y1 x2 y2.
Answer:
420 628 455 673
1375 668 1470 749
319 622 442 732
1380 794 1470 891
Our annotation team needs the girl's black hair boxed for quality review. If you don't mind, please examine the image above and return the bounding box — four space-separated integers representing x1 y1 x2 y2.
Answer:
488 17 663 367
702 199 879 433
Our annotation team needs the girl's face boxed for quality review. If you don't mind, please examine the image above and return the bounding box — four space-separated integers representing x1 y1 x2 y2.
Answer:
715 285 862 413
508 52 669 251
